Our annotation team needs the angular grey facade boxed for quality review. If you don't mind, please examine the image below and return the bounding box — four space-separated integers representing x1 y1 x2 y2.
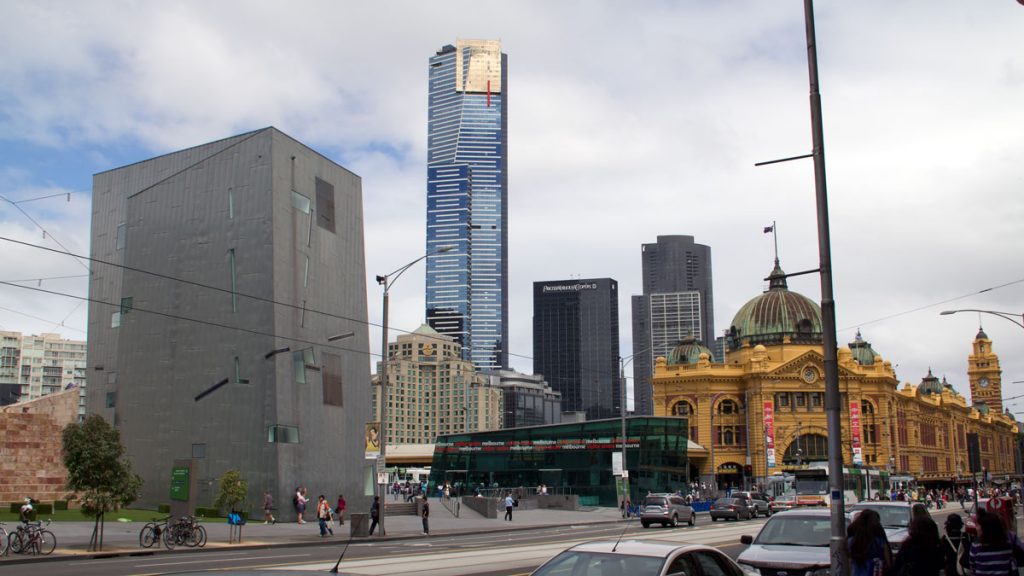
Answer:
86 128 371 514
533 279 619 421
481 369 562 429
425 40 509 371
631 236 714 415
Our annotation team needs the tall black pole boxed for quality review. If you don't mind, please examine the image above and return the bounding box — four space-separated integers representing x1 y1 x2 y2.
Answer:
378 287 389 536
802 1 847 575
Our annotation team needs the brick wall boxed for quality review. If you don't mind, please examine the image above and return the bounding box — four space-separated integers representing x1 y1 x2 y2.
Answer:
0 389 78 504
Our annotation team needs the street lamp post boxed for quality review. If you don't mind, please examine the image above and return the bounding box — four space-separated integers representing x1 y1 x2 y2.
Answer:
618 350 648 504
375 245 453 536
940 309 1024 330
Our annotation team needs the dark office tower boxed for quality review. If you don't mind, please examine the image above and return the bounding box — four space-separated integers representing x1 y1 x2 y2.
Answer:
86 128 371 517
630 236 714 415
426 40 508 370
533 279 619 421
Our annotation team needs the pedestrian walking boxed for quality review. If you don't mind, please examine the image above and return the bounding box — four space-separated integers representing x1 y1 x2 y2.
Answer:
316 495 333 537
504 491 514 521
335 494 346 526
294 487 308 524
846 508 891 576
421 495 430 535
263 490 276 524
369 496 381 535
887 515 942 576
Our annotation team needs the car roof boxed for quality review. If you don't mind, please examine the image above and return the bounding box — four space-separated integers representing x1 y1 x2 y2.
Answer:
849 502 912 508
568 540 714 557
770 508 844 518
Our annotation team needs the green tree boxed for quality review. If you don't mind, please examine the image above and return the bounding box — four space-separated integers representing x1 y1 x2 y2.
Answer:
62 414 143 551
213 469 248 514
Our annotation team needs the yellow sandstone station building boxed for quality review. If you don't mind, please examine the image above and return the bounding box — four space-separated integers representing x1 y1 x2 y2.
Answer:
652 260 1019 490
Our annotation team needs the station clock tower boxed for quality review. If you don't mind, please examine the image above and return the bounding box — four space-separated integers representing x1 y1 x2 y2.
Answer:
968 328 1003 413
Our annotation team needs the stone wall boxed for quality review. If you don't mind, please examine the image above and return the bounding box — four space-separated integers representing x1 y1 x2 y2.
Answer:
0 389 78 505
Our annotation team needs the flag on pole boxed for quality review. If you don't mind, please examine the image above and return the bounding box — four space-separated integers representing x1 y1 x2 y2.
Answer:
763 225 774 233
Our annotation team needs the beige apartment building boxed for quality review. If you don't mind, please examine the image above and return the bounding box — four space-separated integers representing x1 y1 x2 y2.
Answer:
372 324 502 446
0 331 86 417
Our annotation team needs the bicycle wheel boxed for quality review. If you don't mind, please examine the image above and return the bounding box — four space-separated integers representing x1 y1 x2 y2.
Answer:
8 531 25 554
38 531 56 555
195 525 207 547
139 524 156 548
162 526 177 550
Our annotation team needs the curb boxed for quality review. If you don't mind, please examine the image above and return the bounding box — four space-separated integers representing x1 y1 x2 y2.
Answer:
0 516 627 566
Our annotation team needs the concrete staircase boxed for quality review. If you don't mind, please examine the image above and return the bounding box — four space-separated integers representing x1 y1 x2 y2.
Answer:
383 501 418 516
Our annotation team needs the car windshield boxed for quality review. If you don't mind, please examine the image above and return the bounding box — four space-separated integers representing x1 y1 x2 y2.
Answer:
754 516 833 546
532 550 666 576
853 505 910 528
715 498 736 505
644 497 668 507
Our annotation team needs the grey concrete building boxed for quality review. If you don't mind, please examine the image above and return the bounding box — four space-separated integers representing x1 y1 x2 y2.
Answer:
86 128 371 515
630 235 714 415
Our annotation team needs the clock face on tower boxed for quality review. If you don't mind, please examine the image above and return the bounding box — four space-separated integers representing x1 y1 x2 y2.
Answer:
979 377 990 388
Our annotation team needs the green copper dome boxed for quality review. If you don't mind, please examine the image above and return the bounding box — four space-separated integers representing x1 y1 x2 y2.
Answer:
666 336 714 365
849 330 879 366
728 260 823 349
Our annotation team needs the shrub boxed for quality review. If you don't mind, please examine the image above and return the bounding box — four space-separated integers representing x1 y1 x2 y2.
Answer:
54 500 69 511
194 506 220 518
158 504 170 513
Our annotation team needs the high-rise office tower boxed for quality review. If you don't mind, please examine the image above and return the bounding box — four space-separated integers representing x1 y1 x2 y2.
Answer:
631 236 714 415
533 279 619 420
425 39 509 371
86 128 371 514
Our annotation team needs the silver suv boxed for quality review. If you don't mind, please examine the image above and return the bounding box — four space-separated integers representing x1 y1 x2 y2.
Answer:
640 494 695 528
731 491 771 517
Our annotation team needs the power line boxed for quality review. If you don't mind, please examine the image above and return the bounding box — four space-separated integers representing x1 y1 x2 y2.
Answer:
0 305 87 334
0 280 368 358
0 196 89 272
840 276 1024 333
1 274 89 284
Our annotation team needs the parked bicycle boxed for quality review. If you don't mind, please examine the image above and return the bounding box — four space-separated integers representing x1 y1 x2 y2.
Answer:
8 519 56 555
138 515 172 548
162 515 207 549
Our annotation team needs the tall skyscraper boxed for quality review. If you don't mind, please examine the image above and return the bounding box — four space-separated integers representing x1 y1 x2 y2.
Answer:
533 279 619 420
425 40 509 371
631 235 714 415
86 128 371 514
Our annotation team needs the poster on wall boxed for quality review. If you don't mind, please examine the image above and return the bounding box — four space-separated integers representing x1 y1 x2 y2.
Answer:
763 401 776 468
849 401 863 466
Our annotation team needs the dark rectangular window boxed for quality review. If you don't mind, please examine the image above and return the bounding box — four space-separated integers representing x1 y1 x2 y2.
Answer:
322 352 343 406
315 177 335 232
120 297 133 315
116 223 126 250
105 391 116 408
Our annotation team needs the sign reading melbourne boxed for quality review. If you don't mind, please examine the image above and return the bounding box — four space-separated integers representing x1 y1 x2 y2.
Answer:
169 466 190 501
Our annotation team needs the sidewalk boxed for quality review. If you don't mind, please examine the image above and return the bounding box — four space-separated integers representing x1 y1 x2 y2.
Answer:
0 503 628 565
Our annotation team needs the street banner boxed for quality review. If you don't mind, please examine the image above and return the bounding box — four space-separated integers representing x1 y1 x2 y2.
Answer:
763 401 776 468
850 401 863 466
365 422 381 460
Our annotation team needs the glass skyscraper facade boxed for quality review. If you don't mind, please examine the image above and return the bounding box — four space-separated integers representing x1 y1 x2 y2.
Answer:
426 40 508 370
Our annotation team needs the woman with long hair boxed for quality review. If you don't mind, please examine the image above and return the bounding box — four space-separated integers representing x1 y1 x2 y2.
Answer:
970 508 1016 576
847 509 891 576
887 515 942 576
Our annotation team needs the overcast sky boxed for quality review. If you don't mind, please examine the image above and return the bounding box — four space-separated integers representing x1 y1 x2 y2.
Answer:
1 1 1022 412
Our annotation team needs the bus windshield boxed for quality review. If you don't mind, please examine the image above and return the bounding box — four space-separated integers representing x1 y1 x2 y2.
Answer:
796 477 829 495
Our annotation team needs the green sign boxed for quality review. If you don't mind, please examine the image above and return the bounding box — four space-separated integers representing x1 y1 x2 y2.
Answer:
170 466 190 501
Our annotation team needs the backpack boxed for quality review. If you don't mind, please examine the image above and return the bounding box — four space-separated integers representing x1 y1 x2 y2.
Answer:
945 535 970 576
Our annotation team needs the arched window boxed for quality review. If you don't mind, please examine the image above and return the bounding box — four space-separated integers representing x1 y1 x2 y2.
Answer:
782 433 829 463
672 401 695 416
723 429 734 445
797 319 813 333
717 399 740 415
861 400 875 415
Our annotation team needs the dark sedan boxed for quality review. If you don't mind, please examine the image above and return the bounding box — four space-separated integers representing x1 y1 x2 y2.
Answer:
709 497 753 521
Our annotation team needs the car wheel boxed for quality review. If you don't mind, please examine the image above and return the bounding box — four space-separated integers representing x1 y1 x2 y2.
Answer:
710 516 716 522
670 514 678 527
641 521 650 528
688 513 695 526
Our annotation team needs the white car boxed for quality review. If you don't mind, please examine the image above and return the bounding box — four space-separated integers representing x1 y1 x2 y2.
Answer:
736 509 851 576
532 540 746 576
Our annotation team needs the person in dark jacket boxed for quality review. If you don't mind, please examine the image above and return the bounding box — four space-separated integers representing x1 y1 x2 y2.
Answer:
421 495 430 535
940 513 970 576
369 496 380 536
887 515 943 576
847 508 891 576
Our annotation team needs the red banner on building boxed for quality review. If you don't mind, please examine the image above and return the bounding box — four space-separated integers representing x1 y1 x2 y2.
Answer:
764 401 776 468
850 401 863 466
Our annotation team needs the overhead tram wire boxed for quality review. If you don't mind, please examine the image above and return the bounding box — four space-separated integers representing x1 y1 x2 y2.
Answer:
0 305 87 334
0 280 367 359
0 195 90 272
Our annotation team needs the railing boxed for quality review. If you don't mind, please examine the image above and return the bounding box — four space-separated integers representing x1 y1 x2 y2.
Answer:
439 495 460 518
